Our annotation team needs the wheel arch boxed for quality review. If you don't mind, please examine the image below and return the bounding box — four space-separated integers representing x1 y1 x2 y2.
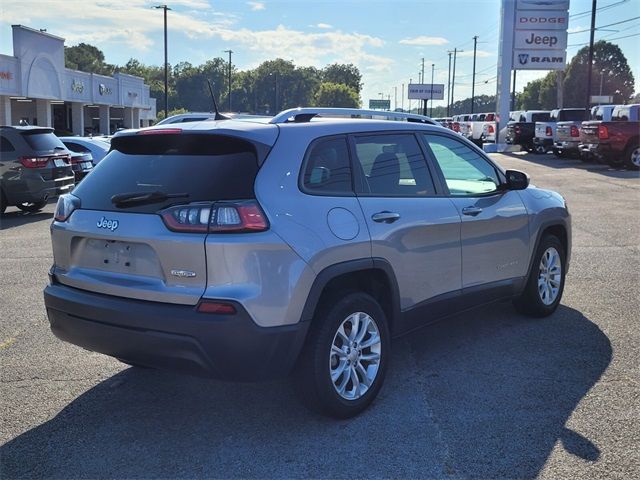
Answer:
300 258 401 335
524 222 570 288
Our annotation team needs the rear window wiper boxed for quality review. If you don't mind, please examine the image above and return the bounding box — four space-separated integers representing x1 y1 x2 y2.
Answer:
111 191 189 208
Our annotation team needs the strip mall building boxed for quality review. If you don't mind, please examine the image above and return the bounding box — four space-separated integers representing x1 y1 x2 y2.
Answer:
0 25 156 135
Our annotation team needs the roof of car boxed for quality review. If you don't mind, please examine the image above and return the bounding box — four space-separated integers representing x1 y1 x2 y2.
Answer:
0 125 54 132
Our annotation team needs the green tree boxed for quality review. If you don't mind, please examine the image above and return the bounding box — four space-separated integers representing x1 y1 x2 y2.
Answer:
518 78 543 110
65 43 114 75
563 40 635 107
538 71 559 109
314 82 360 108
321 63 363 94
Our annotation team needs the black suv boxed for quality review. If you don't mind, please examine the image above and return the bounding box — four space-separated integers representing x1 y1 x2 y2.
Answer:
0 126 75 214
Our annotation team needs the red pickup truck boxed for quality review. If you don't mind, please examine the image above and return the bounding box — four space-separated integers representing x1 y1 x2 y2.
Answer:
580 104 640 170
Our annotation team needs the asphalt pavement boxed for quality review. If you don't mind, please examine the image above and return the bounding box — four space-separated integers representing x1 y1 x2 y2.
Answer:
1 152 638 479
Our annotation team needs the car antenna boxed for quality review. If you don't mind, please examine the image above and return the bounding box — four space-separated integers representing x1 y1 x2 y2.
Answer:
207 80 230 120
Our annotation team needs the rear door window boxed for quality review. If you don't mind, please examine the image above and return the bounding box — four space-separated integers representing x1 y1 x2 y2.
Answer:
559 110 588 121
73 133 261 213
301 137 352 195
612 107 630 121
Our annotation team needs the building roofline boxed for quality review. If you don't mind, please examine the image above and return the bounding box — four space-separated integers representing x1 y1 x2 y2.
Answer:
12 24 65 42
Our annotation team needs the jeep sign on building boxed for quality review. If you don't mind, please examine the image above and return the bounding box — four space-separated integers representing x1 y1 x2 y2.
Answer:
512 0 570 70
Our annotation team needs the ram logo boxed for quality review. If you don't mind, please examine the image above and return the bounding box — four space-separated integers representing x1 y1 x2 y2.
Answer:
518 54 529 65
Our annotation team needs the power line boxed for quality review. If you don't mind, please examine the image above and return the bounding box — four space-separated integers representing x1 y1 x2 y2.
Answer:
570 0 629 19
568 16 640 34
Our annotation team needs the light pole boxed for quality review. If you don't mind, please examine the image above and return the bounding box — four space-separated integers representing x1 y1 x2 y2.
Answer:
471 35 478 113
224 50 233 112
270 72 278 113
154 5 171 119
430 63 435 117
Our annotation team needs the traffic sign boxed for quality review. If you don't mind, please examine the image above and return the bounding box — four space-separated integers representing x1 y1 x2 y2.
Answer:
369 99 391 110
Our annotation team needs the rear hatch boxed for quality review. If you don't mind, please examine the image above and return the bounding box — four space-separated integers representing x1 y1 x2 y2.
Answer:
581 121 601 144
556 121 581 142
20 129 72 179
535 121 555 140
50 127 275 305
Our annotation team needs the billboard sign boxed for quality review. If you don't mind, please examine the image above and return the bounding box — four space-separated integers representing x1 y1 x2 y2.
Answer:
514 29 568 50
369 99 391 110
517 0 570 10
407 84 445 100
513 51 566 69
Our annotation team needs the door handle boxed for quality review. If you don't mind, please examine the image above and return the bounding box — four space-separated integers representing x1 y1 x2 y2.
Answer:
372 211 401 223
461 206 483 216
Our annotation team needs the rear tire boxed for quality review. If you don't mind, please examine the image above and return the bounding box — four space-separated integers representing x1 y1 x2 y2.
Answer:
294 292 390 418
17 200 47 213
0 190 6 214
535 145 547 154
514 234 566 317
624 144 640 171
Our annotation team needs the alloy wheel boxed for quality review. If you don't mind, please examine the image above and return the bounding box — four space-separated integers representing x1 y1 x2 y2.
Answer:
537 247 562 306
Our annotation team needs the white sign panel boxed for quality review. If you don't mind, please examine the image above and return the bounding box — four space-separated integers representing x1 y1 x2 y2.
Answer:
517 0 570 10
513 50 567 70
515 10 569 30
408 84 445 100
515 29 568 50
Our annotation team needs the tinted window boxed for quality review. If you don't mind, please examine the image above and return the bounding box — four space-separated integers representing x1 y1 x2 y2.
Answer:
302 137 352 195
559 109 588 121
0 135 15 152
424 134 500 196
63 141 91 153
531 112 550 122
353 134 434 196
73 134 260 213
22 131 66 151
612 107 630 121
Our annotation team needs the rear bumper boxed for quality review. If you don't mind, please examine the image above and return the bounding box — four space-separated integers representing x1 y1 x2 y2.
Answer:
4 175 74 204
554 140 580 152
533 137 553 148
44 281 309 381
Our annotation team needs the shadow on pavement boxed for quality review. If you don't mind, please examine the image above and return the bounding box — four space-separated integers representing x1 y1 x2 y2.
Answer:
0 210 52 230
0 303 611 479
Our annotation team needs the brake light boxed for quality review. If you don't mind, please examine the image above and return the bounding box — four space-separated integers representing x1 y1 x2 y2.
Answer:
160 200 269 233
488 125 495 134
570 125 580 137
514 125 521 135
54 194 81 222
598 125 609 140
137 128 182 135
19 156 50 168
545 126 553 136
197 300 237 315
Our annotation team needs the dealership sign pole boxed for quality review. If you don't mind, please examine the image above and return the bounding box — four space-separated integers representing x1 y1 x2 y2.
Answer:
495 0 569 151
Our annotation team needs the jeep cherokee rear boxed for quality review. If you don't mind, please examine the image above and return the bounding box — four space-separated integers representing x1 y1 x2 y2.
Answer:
44 108 571 418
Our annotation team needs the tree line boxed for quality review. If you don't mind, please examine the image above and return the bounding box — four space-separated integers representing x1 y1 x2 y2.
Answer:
65 43 361 118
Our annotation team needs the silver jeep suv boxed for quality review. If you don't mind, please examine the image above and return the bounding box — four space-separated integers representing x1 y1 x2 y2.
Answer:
44 108 571 418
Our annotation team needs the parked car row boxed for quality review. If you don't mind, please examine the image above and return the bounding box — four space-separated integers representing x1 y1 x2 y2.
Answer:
433 113 497 146
0 127 111 214
507 104 639 170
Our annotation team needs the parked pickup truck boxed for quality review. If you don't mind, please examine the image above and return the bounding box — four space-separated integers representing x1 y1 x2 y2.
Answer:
534 108 588 154
506 110 551 152
577 105 617 161
579 104 640 169
554 109 590 158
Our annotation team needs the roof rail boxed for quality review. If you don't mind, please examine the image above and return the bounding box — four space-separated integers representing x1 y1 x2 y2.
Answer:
269 107 437 125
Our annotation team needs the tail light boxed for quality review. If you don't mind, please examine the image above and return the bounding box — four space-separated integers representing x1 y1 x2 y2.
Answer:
488 125 495 134
514 125 521 135
54 194 81 222
545 126 553 136
570 125 580 137
19 156 50 168
598 125 609 140
160 200 269 233
197 300 237 315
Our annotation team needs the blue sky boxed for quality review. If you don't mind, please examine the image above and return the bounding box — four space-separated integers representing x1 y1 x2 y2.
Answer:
1 0 638 110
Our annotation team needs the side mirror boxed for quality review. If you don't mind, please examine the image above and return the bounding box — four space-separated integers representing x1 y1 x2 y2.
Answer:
505 169 529 190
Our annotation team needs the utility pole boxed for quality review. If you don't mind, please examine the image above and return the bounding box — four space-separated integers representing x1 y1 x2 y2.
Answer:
224 50 233 112
585 0 597 111
429 63 435 117
394 86 397 111
446 52 452 117
511 70 517 111
421 58 426 116
154 5 171 119
450 48 462 116
401 83 405 112
409 78 412 113
471 36 478 114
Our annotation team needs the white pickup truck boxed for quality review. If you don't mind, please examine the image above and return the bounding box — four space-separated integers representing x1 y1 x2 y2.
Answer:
534 108 589 154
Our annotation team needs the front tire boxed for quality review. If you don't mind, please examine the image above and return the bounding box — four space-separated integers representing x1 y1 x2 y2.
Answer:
294 292 390 418
624 144 640 171
514 234 566 317
17 200 47 212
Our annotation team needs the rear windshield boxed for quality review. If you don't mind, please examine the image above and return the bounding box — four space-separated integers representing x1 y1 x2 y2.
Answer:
612 107 630 121
73 133 260 213
558 110 588 122
531 112 550 122
22 131 66 152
